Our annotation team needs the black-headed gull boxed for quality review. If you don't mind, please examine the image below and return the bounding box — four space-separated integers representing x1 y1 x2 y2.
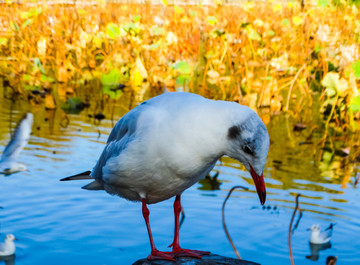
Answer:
308 224 334 244
0 113 33 175
61 92 270 260
0 234 16 256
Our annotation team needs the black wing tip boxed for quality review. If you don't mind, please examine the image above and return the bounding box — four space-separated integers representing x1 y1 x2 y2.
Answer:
60 170 91 181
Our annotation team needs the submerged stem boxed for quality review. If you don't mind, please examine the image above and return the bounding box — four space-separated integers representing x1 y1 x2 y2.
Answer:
222 185 249 260
289 194 301 265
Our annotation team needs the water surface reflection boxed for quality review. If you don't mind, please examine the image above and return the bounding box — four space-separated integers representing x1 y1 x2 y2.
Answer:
0 95 359 265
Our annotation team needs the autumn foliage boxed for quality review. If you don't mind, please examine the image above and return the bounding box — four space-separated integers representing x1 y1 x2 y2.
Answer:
0 1 359 129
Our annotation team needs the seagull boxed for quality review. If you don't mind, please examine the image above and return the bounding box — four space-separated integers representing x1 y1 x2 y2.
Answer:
308 224 335 244
0 113 33 175
61 92 270 261
0 234 16 256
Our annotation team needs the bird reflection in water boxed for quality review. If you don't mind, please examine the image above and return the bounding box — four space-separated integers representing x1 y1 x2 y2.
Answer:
0 254 15 265
306 242 331 261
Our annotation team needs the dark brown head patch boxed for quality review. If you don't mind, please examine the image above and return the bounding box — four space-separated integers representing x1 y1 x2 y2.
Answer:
227 125 241 139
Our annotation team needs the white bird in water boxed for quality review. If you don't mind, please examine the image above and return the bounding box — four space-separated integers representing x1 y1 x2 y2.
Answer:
308 223 335 244
0 234 17 256
0 113 33 175
61 92 270 261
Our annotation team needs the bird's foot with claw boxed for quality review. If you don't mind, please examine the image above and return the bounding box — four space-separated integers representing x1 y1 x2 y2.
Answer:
147 249 175 261
171 246 210 259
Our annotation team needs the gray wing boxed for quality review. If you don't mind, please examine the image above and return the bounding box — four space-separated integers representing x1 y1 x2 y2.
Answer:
91 105 143 181
1 113 33 161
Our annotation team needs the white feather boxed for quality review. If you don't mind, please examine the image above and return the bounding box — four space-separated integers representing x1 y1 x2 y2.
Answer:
86 92 269 204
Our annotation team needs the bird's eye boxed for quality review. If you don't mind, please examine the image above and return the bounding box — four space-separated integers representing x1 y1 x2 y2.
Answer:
243 145 253 156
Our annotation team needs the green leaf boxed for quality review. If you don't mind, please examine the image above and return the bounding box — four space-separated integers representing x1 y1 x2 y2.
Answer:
282 19 290 26
351 96 360 113
33 57 46 74
102 86 123 100
243 24 261 41
149 43 161 50
318 0 329 7
175 75 191 86
101 69 122 86
352 61 360 79
321 72 348 97
106 23 121 39
210 28 225 38
10 21 19 31
78 9 86 16
267 30 275 37
22 19 32 28
22 74 31 82
132 15 141 22
153 26 165 36
207 16 218 25
123 22 140 36
0 37 7 46
24 85 38 91
172 61 191 75
174 5 185 14
41 74 54 83
292 16 304 26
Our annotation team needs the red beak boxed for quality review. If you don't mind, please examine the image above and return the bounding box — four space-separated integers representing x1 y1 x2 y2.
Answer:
249 164 266 205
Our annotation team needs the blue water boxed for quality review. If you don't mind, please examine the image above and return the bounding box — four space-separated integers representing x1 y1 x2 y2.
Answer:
0 101 359 265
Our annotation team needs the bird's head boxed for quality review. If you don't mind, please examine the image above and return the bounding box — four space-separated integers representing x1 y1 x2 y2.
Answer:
307 224 321 232
226 112 270 205
5 234 17 242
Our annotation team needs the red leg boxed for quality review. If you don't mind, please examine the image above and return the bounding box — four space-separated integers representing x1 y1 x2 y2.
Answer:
169 195 210 258
142 199 175 261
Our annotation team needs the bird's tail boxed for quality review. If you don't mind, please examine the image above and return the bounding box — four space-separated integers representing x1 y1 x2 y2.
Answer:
60 171 104 191
60 171 92 181
325 223 336 231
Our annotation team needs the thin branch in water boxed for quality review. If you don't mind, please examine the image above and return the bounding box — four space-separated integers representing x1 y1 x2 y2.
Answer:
179 207 185 229
289 194 301 265
292 209 303 234
222 185 249 260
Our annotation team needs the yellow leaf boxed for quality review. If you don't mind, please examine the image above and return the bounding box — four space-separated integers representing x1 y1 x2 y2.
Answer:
244 1 255 10
292 16 304 26
174 5 184 14
79 30 91 48
45 94 56 110
253 19 264 27
273 4 283 12
161 0 168 6
131 71 143 92
207 70 220 84
58 66 68 83
136 57 148 79
349 72 359 97
0 37 7 46
37 37 47 56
